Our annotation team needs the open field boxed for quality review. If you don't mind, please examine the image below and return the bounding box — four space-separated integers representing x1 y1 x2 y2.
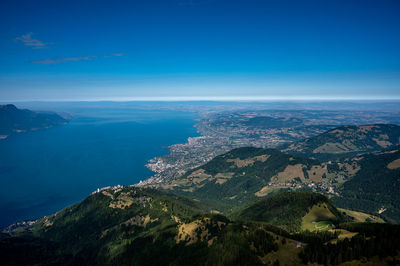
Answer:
301 203 336 231
338 208 384 223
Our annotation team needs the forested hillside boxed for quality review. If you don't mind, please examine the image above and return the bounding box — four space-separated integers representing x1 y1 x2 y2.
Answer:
2 188 400 266
332 147 400 223
235 192 347 232
283 124 400 160
165 147 321 212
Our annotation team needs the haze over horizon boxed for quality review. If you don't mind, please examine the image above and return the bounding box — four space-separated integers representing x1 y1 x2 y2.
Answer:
1 0 400 101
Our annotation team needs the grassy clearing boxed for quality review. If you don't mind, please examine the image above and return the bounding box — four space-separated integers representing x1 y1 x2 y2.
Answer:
301 203 336 231
387 158 400 169
338 208 384 223
275 164 305 182
254 186 286 197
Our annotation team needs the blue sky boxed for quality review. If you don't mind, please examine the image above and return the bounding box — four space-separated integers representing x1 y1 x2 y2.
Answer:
1 0 400 101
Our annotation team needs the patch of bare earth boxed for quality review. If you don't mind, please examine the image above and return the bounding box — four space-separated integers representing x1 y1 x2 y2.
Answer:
227 155 270 168
43 217 53 227
102 191 114 199
214 172 234 184
109 194 134 209
255 185 287 197
175 217 225 246
274 164 305 183
307 165 328 182
358 125 379 133
160 202 168 212
329 129 344 136
161 184 175 190
109 194 151 209
388 158 400 170
101 214 159 238
186 169 213 184
313 142 350 153
373 137 392 148
342 162 360 175
122 214 158 227
188 169 212 179
255 186 270 197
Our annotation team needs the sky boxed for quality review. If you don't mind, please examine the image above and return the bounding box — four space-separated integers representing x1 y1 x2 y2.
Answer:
0 0 400 101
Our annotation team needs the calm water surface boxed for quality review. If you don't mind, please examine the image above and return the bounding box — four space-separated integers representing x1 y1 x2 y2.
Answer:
0 108 198 227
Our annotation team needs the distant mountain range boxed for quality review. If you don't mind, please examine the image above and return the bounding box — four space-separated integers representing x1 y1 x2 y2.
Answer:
0 104 68 138
1 123 400 265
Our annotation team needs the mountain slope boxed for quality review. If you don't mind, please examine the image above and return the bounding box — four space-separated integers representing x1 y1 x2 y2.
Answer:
0 104 68 138
164 147 354 213
235 192 346 232
1 186 211 265
283 124 400 160
0 187 310 266
164 145 400 223
332 147 400 223
164 147 315 211
2 189 400 266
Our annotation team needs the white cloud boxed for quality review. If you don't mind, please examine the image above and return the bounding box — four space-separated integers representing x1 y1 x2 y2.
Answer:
15 32 48 49
32 54 123 64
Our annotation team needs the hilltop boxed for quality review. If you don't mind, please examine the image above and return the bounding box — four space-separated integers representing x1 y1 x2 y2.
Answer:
235 192 347 232
0 104 68 139
283 124 400 160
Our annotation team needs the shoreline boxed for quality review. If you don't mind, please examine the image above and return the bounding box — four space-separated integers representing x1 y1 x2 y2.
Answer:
139 119 205 186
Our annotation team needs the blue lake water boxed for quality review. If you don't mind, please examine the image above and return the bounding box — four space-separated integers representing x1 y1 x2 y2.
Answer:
0 108 199 227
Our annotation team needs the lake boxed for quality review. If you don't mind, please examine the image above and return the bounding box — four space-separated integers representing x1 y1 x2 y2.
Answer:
0 107 199 227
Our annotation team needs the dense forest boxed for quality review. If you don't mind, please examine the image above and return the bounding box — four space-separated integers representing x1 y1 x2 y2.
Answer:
235 192 346 232
333 148 400 223
300 223 400 265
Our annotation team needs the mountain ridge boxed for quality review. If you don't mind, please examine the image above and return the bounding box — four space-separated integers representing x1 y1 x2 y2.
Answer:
0 104 68 138
283 124 400 160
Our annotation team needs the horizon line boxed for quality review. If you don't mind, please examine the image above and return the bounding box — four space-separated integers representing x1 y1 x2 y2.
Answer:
3 95 400 103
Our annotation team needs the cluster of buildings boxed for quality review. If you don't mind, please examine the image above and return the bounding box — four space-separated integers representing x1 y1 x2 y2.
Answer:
92 184 124 195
